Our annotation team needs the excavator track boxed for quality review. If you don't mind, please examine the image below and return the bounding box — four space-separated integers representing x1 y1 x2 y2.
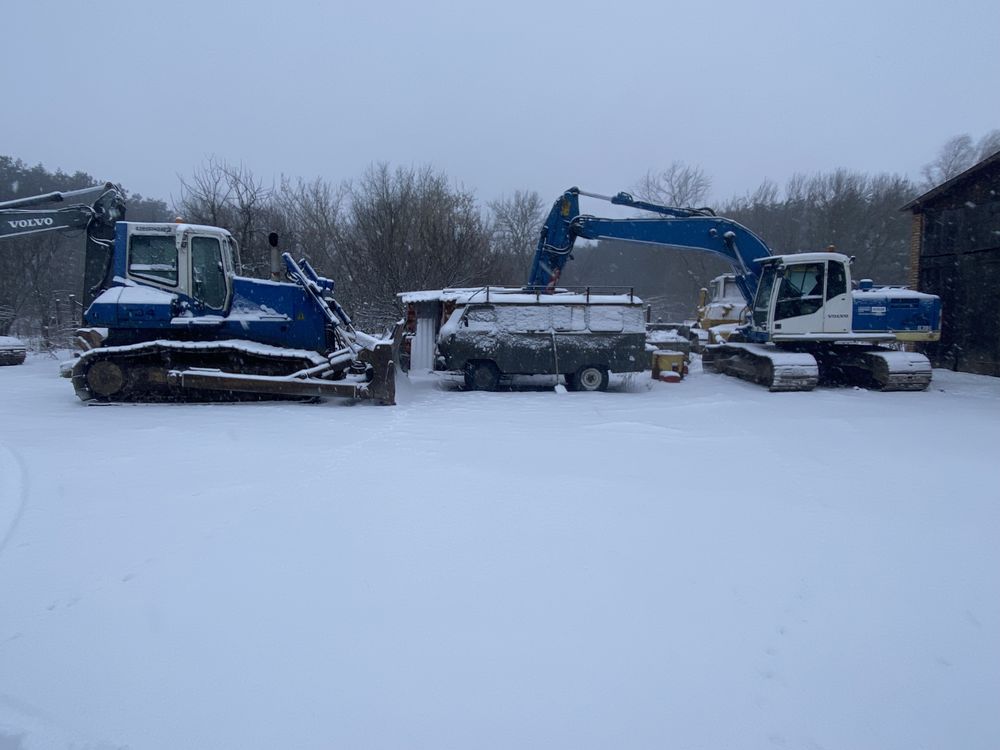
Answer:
70 339 393 404
704 342 932 392
814 346 932 391
862 350 933 391
702 343 819 392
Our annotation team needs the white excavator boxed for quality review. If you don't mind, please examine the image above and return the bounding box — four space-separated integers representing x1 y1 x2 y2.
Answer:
528 188 941 391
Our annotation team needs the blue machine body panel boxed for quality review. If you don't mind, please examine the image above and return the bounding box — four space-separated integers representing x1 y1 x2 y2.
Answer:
851 290 942 338
85 286 176 329
219 277 327 350
111 222 129 280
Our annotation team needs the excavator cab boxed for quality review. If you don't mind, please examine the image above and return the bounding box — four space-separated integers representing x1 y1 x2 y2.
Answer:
752 254 854 340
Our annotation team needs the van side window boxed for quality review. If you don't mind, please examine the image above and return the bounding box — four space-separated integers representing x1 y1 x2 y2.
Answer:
588 307 624 332
498 306 551 332
464 305 496 327
622 306 646 333
551 305 587 331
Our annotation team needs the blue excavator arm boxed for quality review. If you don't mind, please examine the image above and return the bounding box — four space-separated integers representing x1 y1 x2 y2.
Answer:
526 187 773 306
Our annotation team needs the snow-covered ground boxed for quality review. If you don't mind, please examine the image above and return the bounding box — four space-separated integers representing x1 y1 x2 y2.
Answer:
1 355 998 750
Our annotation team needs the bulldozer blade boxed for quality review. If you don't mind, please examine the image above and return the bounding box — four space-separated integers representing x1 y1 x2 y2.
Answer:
164 368 388 402
357 339 397 405
163 335 400 405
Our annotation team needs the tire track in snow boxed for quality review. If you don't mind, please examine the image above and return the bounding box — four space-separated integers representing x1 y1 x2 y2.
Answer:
0 443 27 558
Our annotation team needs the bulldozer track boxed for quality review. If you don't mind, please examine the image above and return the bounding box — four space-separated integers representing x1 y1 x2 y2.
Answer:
71 340 330 403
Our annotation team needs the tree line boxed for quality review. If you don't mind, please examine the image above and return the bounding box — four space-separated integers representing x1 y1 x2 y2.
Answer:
566 130 1000 321
1 130 998 341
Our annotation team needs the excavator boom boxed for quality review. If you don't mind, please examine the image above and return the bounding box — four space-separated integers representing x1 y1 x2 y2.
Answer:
528 187 767 304
0 183 125 239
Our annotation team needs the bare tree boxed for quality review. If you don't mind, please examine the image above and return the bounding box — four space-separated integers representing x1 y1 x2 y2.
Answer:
223 162 271 274
336 164 495 328
174 161 500 329
631 161 717 299
5 233 78 347
0 236 46 335
633 161 712 208
176 157 273 275
177 156 234 227
488 190 545 285
723 169 916 284
272 176 346 276
976 129 1000 160
918 131 1000 191
921 134 977 188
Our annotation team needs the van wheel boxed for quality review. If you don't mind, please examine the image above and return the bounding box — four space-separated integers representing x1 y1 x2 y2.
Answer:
570 365 609 392
464 361 500 391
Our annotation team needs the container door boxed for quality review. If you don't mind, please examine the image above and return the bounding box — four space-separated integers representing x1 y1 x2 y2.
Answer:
411 315 437 372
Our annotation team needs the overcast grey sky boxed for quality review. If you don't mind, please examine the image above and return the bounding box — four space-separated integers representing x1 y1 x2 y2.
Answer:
3 0 998 207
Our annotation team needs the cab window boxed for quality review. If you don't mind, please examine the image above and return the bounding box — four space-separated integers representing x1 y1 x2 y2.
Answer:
129 235 178 285
753 266 778 327
225 238 241 274
191 236 227 310
775 262 824 320
826 261 847 299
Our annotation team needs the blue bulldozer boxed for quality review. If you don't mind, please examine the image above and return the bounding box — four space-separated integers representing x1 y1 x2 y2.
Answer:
0 184 396 403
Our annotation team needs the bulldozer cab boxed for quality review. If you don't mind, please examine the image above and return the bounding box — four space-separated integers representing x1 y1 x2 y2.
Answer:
122 223 238 313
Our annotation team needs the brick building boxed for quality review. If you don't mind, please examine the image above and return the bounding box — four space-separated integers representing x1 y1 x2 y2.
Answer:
904 150 1000 375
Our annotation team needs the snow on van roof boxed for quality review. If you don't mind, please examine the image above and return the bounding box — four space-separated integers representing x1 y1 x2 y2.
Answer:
398 287 643 305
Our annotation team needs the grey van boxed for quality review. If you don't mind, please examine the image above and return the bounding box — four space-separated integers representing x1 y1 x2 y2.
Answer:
436 295 648 391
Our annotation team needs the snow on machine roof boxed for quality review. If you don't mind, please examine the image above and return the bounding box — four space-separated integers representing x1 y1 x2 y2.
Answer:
398 286 643 305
